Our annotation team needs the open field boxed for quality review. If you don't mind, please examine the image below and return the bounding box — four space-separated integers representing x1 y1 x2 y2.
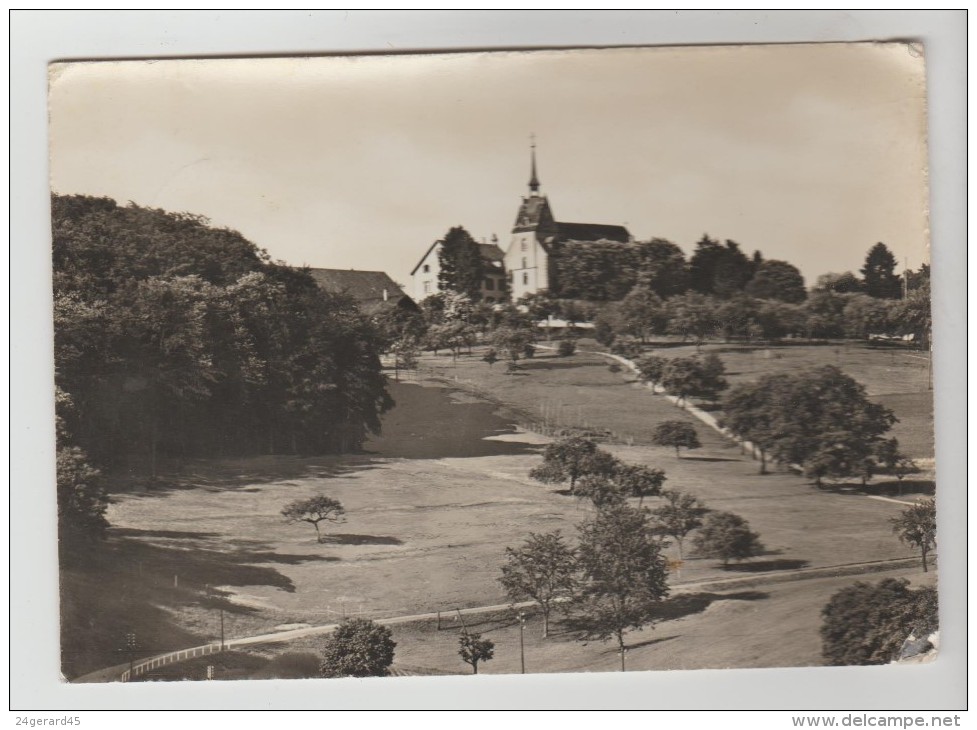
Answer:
65 345 935 680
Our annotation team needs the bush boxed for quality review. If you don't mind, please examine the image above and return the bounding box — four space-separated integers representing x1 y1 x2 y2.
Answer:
557 339 577 357
320 618 396 677
820 579 938 665
608 362 622 373
523 343 536 359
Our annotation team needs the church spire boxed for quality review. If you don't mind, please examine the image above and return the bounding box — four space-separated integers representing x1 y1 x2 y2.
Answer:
528 134 540 196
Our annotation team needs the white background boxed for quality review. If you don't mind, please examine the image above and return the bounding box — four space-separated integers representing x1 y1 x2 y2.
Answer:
9 9 967 714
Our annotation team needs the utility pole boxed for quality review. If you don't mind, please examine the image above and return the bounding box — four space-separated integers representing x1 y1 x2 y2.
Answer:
126 632 136 678
517 611 526 674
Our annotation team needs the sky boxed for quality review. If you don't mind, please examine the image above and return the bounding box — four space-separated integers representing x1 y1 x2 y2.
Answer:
49 43 930 293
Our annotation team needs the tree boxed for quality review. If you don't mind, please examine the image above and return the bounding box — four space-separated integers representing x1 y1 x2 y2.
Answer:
842 294 891 340
697 353 728 404
491 325 536 371
803 291 848 338
320 618 396 677
652 421 701 458
557 339 577 357
820 579 938 665
650 489 706 560
573 504 670 666
860 242 902 299
636 354 668 392
528 436 618 490
692 511 764 568
665 293 718 350
632 238 689 298
891 282 932 348
814 271 863 294
499 531 578 638
688 236 753 298
56 446 109 541
391 336 420 380
573 475 626 508
614 464 666 507
660 357 703 405
281 495 345 543
874 438 919 496
891 499 937 572
727 366 897 484
745 259 807 303
437 227 485 300
458 632 495 674
617 287 665 343
551 242 635 300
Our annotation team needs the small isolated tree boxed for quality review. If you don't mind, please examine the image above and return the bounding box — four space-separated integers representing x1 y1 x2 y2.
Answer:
650 489 706 560
891 498 937 572
458 632 495 674
529 436 618 490
481 348 499 368
574 504 670 666
652 421 701 458
492 325 535 371
282 495 345 543
615 464 666 507
321 618 396 677
692 511 764 568
499 531 577 639
820 579 938 665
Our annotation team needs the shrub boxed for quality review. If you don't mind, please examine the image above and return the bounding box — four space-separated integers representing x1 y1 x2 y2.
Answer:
557 339 577 357
320 618 396 677
523 343 536 358
820 579 938 665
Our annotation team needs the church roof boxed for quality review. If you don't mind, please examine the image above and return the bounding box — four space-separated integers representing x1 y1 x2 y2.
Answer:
554 221 630 243
307 268 416 313
513 195 553 231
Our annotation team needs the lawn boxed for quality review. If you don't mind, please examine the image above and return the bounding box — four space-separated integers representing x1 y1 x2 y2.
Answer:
65 350 934 680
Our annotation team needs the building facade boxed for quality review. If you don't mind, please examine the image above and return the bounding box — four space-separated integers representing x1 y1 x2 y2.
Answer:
503 142 631 300
410 239 508 304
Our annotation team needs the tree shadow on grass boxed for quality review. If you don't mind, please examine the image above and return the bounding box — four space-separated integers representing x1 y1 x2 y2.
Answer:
322 533 403 546
862 479 935 498
108 457 383 499
680 455 741 463
560 591 770 642
61 527 338 681
722 559 810 573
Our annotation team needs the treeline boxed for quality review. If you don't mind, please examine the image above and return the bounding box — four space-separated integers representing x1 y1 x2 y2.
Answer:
54 195 392 539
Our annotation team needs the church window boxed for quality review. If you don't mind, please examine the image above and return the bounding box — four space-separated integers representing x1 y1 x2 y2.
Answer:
521 238 527 251
521 257 527 269
522 272 529 286
422 264 430 273
423 281 431 294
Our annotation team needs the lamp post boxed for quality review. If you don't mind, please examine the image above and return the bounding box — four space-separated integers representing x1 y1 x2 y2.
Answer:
517 611 526 674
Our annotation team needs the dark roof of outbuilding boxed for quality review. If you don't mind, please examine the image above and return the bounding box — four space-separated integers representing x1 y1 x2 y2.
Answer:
306 268 416 313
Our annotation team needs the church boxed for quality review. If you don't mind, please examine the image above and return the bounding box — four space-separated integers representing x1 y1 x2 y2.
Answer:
504 140 632 300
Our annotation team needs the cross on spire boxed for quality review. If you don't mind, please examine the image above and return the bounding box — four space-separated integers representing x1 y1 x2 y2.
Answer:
528 133 540 195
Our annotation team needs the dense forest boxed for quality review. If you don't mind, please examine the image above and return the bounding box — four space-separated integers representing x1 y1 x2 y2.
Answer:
53 194 392 542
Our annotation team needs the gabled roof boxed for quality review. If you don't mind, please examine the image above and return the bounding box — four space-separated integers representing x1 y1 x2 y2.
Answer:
513 195 555 232
307 268 415 313
410 239 506 276
555 221 631 243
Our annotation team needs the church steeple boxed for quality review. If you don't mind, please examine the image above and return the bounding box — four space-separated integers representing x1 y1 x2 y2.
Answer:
528 134 540 196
